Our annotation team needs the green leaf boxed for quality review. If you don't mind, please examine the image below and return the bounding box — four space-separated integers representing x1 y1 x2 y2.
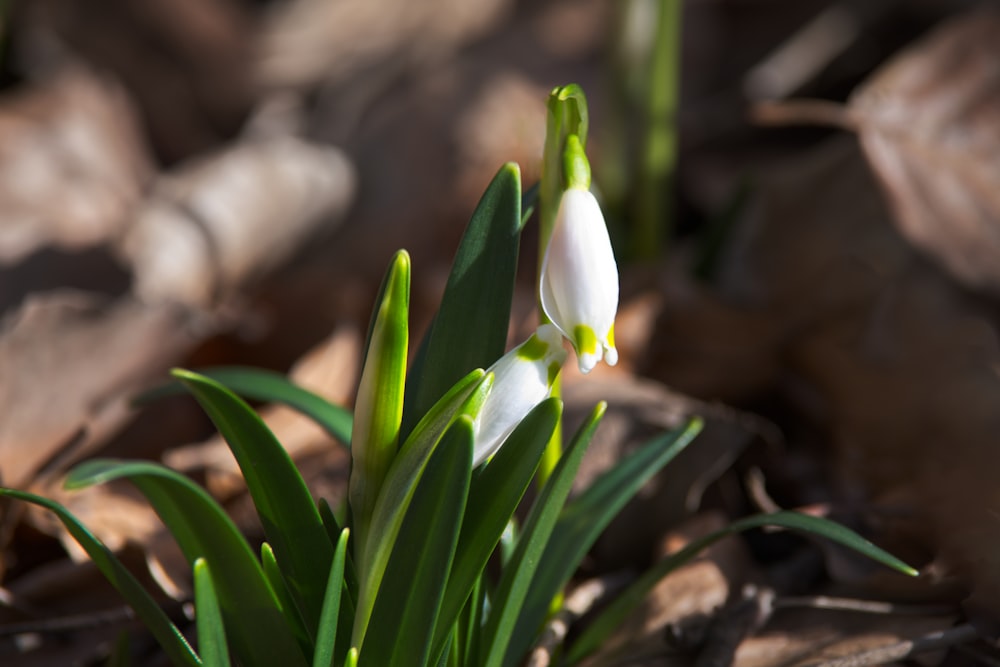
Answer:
352 370 490 646
313 528 351 667
509 418 703 656
479 403 606 667
194 558 231 667
566 510 919 664
138 367 353 446
402 163 521 441
173 369 334 638
358 416 473 667
432 398 561 659
65 460 307 667
0 488 200 667
350 250 410 552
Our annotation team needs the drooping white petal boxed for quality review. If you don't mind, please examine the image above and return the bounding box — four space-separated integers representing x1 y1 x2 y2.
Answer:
540 187 619 373
473 324 566 465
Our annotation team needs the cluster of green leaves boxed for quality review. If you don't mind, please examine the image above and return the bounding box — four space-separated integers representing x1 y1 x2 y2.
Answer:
0 164 916 667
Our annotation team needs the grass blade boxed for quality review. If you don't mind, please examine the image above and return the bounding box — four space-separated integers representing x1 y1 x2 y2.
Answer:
567 510 918 663
174 369 334 638
194 558 231 667
0 488 200 667
66 460 307 667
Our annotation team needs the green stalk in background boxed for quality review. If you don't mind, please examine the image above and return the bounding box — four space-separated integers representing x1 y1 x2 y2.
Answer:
605 0 682 261
635 0 681 259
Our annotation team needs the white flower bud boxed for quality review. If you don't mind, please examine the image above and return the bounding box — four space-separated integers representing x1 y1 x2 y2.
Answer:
540 187 619 374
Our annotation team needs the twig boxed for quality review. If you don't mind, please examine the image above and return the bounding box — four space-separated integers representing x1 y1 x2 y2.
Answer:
0 605 136 637
804 624 979 667
774 595 956 617
745 467 781 514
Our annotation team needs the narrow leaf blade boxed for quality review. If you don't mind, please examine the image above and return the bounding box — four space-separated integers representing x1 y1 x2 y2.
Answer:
432 398 561 657
313 528 351 667
261 543 311 653
174 369 334 637
139 366 353 445
65 460 307 667
511 418 703 649
481 403 606 667
194 558 231 667
359 417 473 667
0 488 200 667
567 510 918 663
352 370 489 645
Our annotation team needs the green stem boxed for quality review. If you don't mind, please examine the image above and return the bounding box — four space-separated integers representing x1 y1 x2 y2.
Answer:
537 86 589 486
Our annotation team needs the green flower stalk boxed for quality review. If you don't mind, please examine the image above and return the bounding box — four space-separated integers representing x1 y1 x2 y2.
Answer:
540 135 620 374
473 324 567 465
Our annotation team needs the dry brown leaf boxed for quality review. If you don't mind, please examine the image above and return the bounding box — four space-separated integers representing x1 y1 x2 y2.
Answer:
0 68 151 263
849 9 1000 293
756 9 1000 293
734 610 960 667
0 292 203 492
119 136 356 308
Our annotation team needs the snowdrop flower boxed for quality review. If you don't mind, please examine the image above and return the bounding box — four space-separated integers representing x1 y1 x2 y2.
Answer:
540 137 619 374
473 324 566 465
